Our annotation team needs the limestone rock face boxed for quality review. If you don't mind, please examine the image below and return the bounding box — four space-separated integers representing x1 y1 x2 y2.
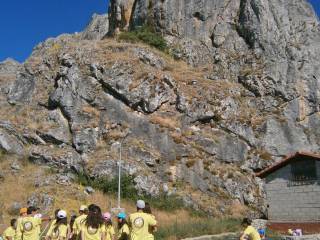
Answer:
0 0 319 217
108 0 136 34
109 0 320 103
81 14 109 40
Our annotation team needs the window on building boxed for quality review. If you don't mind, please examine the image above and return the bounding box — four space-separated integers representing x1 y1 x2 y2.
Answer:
290 159 317 182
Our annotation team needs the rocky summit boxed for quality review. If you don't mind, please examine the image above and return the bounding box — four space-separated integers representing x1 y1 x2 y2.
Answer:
0 0 319 217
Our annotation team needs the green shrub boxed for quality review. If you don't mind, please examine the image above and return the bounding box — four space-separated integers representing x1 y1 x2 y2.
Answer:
76 172 185 211
155 218 241 240
77 171 92 186
93 175 138 200
0 150 6 162
143 195 185 212
118 25 167 51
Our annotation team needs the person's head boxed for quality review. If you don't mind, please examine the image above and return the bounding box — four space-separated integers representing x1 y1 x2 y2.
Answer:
136 200 145 211
79 205 88 215
117 212 127 228
143 202 152 214
19 208 27 217
86 204 103 229
102 212 112 225
241 218 252 227
27 206 37 216
54 210 67 232
10 219 17 229
56 210 68 225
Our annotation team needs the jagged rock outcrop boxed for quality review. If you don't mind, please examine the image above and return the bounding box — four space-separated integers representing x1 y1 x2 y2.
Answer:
0 0 319 216
81 14 109 40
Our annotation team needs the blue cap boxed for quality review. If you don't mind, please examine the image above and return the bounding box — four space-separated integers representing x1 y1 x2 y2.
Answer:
258 229 265 235
117 212 126 219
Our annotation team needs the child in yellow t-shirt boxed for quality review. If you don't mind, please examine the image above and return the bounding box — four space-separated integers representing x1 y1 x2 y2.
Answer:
240 218 261 240
3 219 17 240
47 210 68 240
102 213 115 240
80 204 105 240
128 200 157 240
116 213 129 240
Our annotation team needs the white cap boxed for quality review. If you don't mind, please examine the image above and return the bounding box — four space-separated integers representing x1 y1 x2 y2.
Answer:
136 200 145 209
57 210 67 219
79 205 88 211
34 213 42 219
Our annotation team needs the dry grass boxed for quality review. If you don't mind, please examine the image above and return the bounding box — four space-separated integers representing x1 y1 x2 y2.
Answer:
82 105 100 118
149 115 180 130
257 149 273 161
170 131 186 145
227 201 247 217
0 105 58 133
186 159 197 168
0 159 207 231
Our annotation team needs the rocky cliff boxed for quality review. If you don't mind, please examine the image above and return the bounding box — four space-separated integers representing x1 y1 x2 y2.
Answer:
0 0 319 217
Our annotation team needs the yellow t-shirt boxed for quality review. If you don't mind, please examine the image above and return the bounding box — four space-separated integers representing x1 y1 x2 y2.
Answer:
117 224 129 240
81 223 105 240
18 216 42 240
105 225 115 240
3 226 16 240
48 224 68 240
244 226 261 240
15 217 24 240
129 212 157 240
33 217 41 238
146 215 156 240
73 215 87 235
45 220 57 237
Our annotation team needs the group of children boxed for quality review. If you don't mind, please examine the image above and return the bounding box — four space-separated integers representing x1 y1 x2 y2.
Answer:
1 200 157 240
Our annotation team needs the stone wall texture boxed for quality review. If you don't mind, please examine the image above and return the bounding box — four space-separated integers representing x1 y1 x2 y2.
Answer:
266 162 320 221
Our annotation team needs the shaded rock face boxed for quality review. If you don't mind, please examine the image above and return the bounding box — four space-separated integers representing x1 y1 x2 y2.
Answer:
0 0 319 217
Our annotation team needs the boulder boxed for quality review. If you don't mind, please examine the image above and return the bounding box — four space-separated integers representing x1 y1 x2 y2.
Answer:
7 69 35 104
0 128 24 155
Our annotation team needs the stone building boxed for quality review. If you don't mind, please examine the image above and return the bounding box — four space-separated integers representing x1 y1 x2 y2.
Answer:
257 152 320 222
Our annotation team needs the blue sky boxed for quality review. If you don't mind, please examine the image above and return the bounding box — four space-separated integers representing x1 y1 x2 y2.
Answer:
0 0 319 63
0 0 108 62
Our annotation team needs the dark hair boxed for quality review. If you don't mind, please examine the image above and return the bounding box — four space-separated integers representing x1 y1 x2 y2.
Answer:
143 203 152 214
85 204 104 229
54 217 68 232
70 215 77 229
27 206 37 215
10 219 17 227
117 218 128 230
242 218 252 226
105 219 112 227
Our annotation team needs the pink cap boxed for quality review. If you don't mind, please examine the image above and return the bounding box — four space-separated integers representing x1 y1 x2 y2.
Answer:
103 212 111 220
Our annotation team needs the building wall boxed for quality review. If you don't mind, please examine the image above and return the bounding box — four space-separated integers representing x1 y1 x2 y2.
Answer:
265 162 320 222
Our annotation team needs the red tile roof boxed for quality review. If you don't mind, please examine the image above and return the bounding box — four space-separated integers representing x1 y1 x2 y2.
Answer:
256 151 320 178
